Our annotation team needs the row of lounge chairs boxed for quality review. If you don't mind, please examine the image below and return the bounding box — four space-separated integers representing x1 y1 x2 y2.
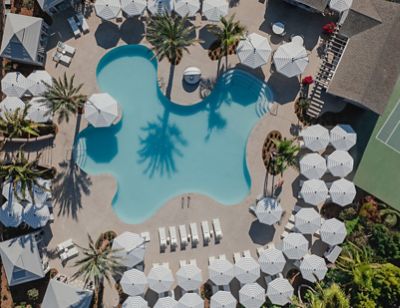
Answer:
68 13 89 38
53 42 76 66
56 238 79 263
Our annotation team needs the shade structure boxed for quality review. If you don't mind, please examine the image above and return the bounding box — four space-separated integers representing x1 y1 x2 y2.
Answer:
120 269 148 296
237 33 272 69
122 296 148 308
210 291 237 308
255 197 283 225
112 232 145 267
154 296 178 308
95 0 121 20
174 0 200 17
0 200 23 227
300 254 328 282
121 0 147 17
300 124 330 152
27 70 52 96
320 218 347 246
176 263 202 291
329 178 356 206
208 258 234 286
147 265 174 293
329 0 353 12
258 247 286 275
234 256 260 284
1 72 29 97
330 124 356 151
148 0 173 15
295 208 321 234
202 0 228 21
239 283 265 308
300 153 327 179
22 202 50 228
266 277 293 306
300 179 329 206
282 233 309 260
85 93 119 128
273 42 309 78
327 150 353 177
178 293 204 308
27 97 52 123
0 97 25 118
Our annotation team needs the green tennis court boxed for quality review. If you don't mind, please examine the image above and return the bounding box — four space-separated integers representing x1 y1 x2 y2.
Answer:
377 98 400 154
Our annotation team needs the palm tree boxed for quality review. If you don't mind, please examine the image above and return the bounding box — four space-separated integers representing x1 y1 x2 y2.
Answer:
295 283 350 308
146 14 198 98
208 14 246 69
41 73 86 124
0 106 46 138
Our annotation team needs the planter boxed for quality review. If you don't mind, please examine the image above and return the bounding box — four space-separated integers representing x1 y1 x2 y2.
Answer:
262 130 282 174
0 133 56 143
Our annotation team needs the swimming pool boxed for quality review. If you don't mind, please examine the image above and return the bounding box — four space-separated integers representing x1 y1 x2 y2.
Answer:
75 45 273 224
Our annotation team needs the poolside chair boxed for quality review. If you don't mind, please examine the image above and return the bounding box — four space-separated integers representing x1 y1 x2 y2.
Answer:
208 256 216 264
243 250 251 258
179 224 188 248
281 230 289 239
212 218 223 242
284 221 295 231
201 221 211 245
57 239 74 254
141 232 151 243
233 252 241 263
158 227 167 250
190 223 199 246
60 247 79 262
53 52 71 66
67 16 80 38
256 246 265 256
289 214 295 223
324 245 342 263
169 226 177 250
76 13 89 33
57 41 76 56
180 260 187 267
219 254 227 260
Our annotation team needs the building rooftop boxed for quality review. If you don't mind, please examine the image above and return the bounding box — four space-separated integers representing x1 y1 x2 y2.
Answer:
294 0 330 12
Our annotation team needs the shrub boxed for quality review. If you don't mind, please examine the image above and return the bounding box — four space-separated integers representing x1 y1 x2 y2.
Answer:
369 224 400 262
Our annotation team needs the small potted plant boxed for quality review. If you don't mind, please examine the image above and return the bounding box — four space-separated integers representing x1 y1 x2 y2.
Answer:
322 22 336 35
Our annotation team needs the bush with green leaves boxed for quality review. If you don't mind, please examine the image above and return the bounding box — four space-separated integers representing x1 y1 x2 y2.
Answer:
369 224 400 262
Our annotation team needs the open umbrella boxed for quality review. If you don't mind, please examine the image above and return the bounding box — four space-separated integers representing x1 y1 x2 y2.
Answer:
300 179 329 206
95 0 121 20
0 97 25 118
202 0 228 21
148 0 173 15
208 258 234 286
112 232 145 267
327 150 353 177
266 277 293 306
239 283 265 308
300 254 328 282
295 208 321 234
329 0 353 12
273 42 309 78
1 72 29 97
120 269 148 296
330 124 356 151
282 233 308 260
300 153 327 179
122 296 148 308
237 33 272 69
174 0 200 17
27 97 52 123
258 247 286 275
22 202 50 228
329 178 356 206
255 197 283 225
27 70 52 96
176 263 202 291
147 265 174 293
320 218 347 246
210 291 237 308
154 297 178 308
299 124 330 152
234 256 260 284
85 93 119 128
121 0 147 17
0 200 23 227
178 293 204 308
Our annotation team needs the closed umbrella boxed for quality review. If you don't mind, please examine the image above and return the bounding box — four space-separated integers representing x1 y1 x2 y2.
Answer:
299 124 330 152
320 218 347 246
148 0 173 15
327 150 353 177
0 200 23 227
147 265 174 293
95 0 121 20
329 178 356 206
178 293 204 308
120 269 148 296
282 233 308 260
300 254 328 282
27 97 52 123
300 153 327 179
22 202 50 228
121 0 147 17
266 277 293 306
85 93 119 128
0 97 25 118
174 0 200 17
239 283 265 308
208 258 234 286
210 291 237 308
155 297 178 308
255 197 283 225
27 70 52 96
122 296 148 308
273 42 309 78
112 232 145 267
234 256 260 284
330 124 356 151
237 33 272 69
300 179 329 206
258 247 286 275
1 72 29 97
202 0 228 21
329 0 353 12
176 263 202 291
295 208 321 234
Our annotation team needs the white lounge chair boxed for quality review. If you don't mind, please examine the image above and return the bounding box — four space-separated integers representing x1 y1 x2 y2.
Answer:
57 239 74 253
169 226 177 249
67 17 80 38
158 227 167 250
256 247 265 256
53 52 71 66
243 250 251 258
324 245 342 263
212 218 223 242
141 232 150 243
233 252 241 263
180 260 187 267
60 247 79 262
281 230 289 239
201 221 211 244
288 214 295 223
179 224 188 248
190 259 197 266
76 13 89 33
208 256 216 264
219 254 226 260
190 223 199 246
57 41 76 56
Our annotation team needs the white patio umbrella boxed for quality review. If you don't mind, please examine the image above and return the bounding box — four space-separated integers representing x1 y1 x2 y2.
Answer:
330 124 356 151
148 0 173 15
255 197 283 225
299 124 330 152
300 153 327 179
22 202 50 228
300 179 329 206
258 247 286 275
329 0 353 12
176 263 202 291
95 0 121 20
85 93 119 128
112 232 145 267
320 218 347 246
120 269 148 296
295 208 321 234
27 97 52 123
147 265 174 293
282 233 309 260
121 0 147 17
329 178 356 206
300 254 328 282
202 0 228 22
178 293 204 308
174 0 200 17
208 258 234 286
266 277 294 306
0 97 25 118
154 297 178 308
210 291 237 308
1 72 29 97
327 150 353 177
239 283 265 308
273 42 309 78
237 33 272 69
122 296 149 308
0 200 23 227
27 70 52 96
234 256 260 284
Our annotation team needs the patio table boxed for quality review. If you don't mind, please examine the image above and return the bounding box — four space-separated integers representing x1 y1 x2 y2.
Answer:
272 22 285 35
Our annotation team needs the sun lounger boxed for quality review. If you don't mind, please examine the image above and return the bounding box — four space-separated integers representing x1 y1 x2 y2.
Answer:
169 226 177 249
243 250 251 258
281 231 289 239
233 252 241 263
76 13 89 33
60 247 79 262
208 256 215 264
201 221 211 244
57 41 76 56
53 52 71 66
179 224 188 248
285 221 295 231
190 223 199 246
158 227 167 250
289 214 295 223
67 17 80 38
293 204 302 213
249 204 256 214
212 218 223 241
256 247 265 256
219 254 226 260
141 232 150 242
57 239 74 253
180 260 187 267
324 245 342 263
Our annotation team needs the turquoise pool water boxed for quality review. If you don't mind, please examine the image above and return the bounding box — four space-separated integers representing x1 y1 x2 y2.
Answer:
75 45 273 224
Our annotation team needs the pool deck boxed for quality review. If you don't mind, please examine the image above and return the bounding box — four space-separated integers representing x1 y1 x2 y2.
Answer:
41 1 333 306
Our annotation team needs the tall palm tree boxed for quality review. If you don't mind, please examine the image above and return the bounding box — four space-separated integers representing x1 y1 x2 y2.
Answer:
41 73 86 124
0 106 46 138
269 138 299 175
